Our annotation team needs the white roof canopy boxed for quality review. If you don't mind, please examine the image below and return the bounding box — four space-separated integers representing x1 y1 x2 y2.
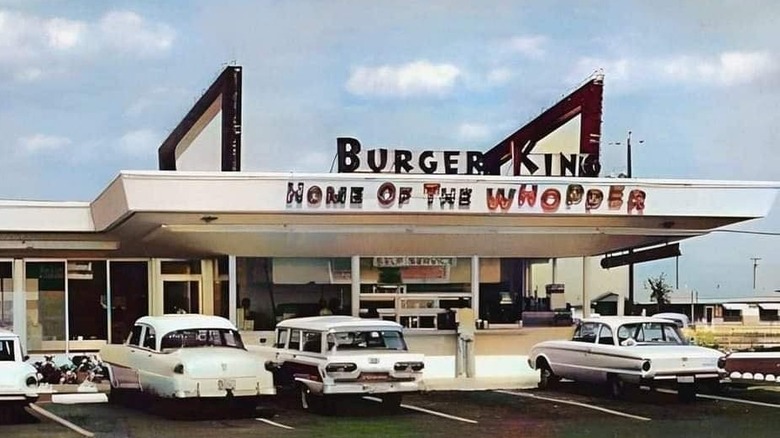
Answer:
722 303 751 311
758 303 780 311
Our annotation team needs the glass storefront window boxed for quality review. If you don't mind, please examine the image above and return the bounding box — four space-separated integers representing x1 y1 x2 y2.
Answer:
214 257 229 318
67 260 107 341
236 257 352 330
161 260 201 275
359 256 471 330
109 261 149 344
26 261 66 349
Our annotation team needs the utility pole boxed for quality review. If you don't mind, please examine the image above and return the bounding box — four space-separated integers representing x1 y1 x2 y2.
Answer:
751 257 761 292
609 131 644 314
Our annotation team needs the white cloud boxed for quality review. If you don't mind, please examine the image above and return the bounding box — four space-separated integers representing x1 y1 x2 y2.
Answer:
0 8 175 81
499 35 547 58
570 51 776 91
486 68 513 86
45 17 85 50
118 129 161 157
18 134 71 153
346 61 461 98
99 11 174 57
456 123 492 141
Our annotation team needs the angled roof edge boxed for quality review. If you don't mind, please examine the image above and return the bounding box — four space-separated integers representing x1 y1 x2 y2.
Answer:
483 74 604 175
157 65 242 171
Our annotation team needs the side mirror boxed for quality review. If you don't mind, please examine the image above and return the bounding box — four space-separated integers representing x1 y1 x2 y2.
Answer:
23 355 30 362
620 338 637 347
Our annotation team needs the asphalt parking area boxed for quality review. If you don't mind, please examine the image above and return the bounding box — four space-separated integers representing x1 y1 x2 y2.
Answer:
3 386 780 438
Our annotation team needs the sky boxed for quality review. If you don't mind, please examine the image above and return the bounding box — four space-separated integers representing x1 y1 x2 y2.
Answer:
1 0 779 301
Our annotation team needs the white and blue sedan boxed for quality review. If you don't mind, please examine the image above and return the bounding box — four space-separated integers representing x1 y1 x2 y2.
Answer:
529 316 725 401
100 314 275 406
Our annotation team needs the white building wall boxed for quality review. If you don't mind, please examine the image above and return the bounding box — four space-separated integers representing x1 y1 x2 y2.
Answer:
530 257 628 314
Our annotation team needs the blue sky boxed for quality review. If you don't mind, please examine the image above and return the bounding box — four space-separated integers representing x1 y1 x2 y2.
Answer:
1 0 779 300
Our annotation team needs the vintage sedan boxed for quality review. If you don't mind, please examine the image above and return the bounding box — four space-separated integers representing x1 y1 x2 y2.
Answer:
252 316 425 412
100 314 275 407
528 316 725 401
0 329 39 405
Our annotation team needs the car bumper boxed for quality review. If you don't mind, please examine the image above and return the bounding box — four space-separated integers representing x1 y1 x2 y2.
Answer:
0 393 39 404
637 372 722 386
172 377 276 398
313 381 422 395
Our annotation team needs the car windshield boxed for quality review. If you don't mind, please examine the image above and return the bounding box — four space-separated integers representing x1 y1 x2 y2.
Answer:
327 330 407 351
160 328 245 351
617 322 685 345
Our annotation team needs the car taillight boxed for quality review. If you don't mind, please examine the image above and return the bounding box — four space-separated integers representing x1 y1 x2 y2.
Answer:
173 363 185 374
394 362 425 372
26 376 37 387
325 363 357 373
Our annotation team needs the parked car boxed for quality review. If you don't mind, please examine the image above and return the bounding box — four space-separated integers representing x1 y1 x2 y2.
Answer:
99 314 275 407
720 349 780 385
0 329 39 405
252 316 425 412
528 316 725 401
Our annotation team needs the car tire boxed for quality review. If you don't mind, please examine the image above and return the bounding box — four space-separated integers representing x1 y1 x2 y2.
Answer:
381 393 403 410
608 375 626 399
678 383 696 403
299 383 313 411
537 360 559 390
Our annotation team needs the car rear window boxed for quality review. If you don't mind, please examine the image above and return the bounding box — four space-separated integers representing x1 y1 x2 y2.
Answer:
0 339 15 361
328 330 407 351
160 328 246 351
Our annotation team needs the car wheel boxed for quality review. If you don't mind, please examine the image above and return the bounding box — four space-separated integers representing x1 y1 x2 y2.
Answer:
537 360 559 390
678 383 696 403
299 383 313 411
381 393 403 410
608 375 626 399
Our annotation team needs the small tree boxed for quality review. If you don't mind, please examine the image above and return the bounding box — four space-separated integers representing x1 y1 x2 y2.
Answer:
646 273 673 312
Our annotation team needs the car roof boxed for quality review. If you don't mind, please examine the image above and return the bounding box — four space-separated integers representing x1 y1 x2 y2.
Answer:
276 316 403 331
580 316 678 328
135 314 237 335
0 328 19 338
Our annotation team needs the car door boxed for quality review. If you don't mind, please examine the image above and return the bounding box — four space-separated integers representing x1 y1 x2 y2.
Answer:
111 325 143 389
585 323 617 383
130 324 159 391
564 322 598 382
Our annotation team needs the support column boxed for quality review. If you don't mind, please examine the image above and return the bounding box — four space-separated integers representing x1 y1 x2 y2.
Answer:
617 272 626 316
470 256 479 317
13 259 26 351
150 259 162 316
106 260 112 344
228 256 237 325
582 256 590 318
200 259 215 315
351 256 360 317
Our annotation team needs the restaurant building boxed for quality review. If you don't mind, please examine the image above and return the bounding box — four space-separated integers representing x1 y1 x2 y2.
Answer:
0 67 776 379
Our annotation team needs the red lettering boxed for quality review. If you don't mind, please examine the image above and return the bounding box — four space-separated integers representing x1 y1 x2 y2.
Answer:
517 184 538 207
377 182 396 207
608 185 624 210
585 189 604 213
627 189 646 215
540 188 561 213
486 188 515 211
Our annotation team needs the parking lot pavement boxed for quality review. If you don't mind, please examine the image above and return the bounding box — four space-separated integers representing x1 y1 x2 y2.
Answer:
3 385 780 438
